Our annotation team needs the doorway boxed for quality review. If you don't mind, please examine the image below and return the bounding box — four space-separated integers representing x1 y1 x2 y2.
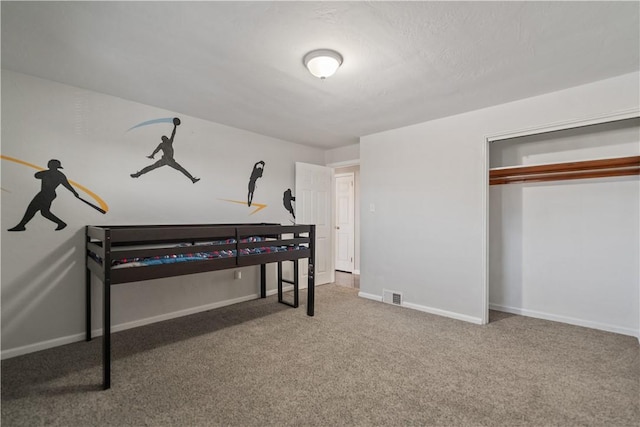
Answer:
335 172 355 273
333 165 360 280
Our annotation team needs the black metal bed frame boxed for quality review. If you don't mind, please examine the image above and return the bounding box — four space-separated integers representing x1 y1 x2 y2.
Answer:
85 223 316 390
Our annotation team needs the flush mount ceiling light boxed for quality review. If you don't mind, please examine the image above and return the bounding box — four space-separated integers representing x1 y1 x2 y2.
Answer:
303 49 343 79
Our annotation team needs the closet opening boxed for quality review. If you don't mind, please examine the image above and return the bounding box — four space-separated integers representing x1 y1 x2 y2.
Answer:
487 116 639 336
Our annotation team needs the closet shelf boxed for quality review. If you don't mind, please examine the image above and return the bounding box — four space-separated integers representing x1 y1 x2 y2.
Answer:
489 155 640 185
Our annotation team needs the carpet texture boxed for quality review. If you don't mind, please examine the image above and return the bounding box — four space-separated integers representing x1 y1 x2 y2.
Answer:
2 284 639 426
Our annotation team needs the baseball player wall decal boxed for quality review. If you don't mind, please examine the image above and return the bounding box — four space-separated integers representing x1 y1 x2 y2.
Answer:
130 117 200 183
247 160 265 207
8 159 82 231
283 188 295 219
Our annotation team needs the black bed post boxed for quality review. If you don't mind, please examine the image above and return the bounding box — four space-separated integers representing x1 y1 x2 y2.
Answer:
260 264 266 298
277 262 283 302
103 229 112 390
293 259 299 308
86 227 92 342
307 225 315 316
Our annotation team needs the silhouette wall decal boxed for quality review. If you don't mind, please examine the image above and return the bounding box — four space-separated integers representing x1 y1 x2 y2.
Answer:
130 117 200 183
2 154 109 213
247 160 265 206
283 188 295 219
8 159 83 231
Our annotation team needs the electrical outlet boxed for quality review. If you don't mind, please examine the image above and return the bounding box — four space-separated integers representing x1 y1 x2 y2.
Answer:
234 270 241 280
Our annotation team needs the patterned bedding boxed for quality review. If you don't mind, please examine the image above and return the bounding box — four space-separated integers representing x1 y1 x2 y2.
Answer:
90 237 304 269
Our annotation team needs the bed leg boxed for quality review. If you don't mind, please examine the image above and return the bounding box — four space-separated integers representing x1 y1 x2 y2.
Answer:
277 262 283 302
103 279 111 390
307 225 315 316
260 264 266 298
86 268 91 341
293 260 299 308
86 227 92 342
307 262 315 316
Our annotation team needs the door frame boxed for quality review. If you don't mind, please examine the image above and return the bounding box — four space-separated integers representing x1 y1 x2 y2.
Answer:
334 172 355 273
328 160 360 277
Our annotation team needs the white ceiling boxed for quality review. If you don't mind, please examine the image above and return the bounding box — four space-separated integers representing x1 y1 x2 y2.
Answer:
2 1 638 149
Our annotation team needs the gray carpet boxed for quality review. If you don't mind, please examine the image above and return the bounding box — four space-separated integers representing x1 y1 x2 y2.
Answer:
2 284 639 426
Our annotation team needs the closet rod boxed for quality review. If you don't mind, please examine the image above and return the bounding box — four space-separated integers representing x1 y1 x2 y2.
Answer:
490 155 640 185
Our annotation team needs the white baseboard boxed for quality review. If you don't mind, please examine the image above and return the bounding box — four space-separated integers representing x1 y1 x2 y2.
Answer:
358 292 483 324
489 303 639 338
1 286 292 360
358 291 382 302
0 333 89 361
403 302 483 325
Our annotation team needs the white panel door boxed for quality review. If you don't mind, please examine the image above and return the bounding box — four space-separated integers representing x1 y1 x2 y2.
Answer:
335 173 355 272
295 162 334 285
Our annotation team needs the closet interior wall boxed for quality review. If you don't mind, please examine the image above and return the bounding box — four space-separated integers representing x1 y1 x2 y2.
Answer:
488 118 640 336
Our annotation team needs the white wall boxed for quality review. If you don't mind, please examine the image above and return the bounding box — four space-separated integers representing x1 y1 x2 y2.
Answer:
360 72 640 329
1 70 324 358
325 143 360 166
489 119 639 336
